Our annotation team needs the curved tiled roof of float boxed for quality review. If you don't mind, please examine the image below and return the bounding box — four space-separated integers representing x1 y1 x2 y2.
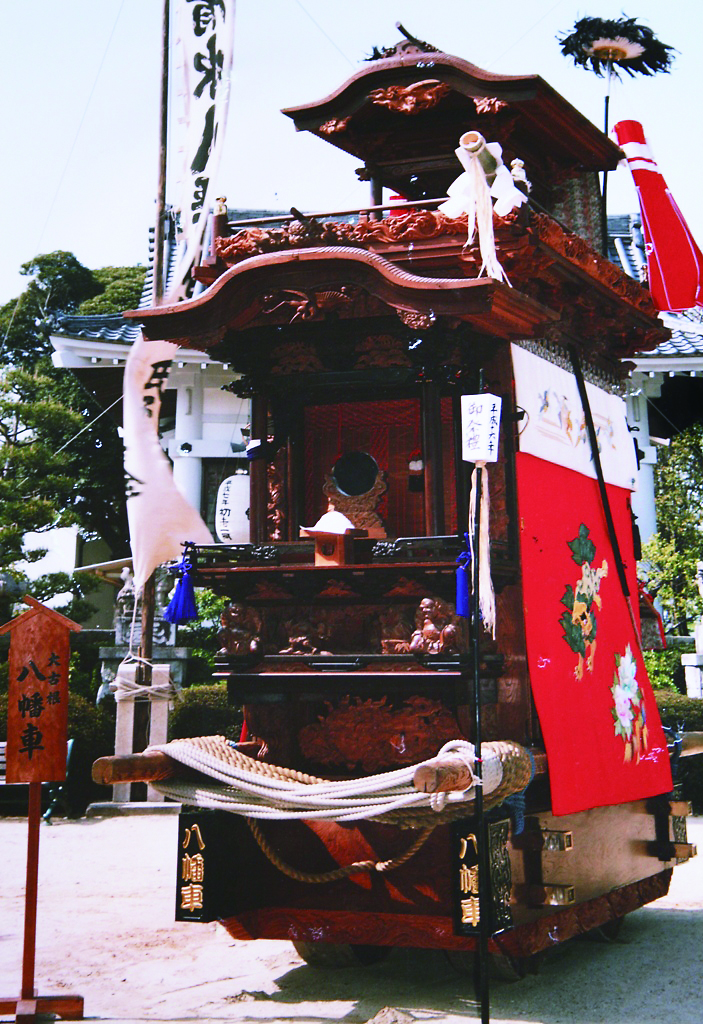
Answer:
124 244 556 347
282 44 623 173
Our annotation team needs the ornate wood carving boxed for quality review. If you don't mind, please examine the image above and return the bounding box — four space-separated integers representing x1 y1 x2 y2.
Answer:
298 694 463 771
267 461 285 541
262 287 356 324
268 340 325 375
248 581 292 602
353 210 467 244
354 334 412 368
488 818 513 930
397 310 435 330
380 606 413 654
408 596 462 655
249 580 293 601
474 96 508 114
368 80 450 113
215 210 467 266
218 603 262 656
530 212 658 316
318 116 351 135
323 468 387 537
384 577 428 597
279 613 331 655
316 579 360 599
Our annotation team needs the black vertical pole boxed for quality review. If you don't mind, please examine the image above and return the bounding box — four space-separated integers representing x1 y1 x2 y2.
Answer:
471 373 490 1024
601 60 613 257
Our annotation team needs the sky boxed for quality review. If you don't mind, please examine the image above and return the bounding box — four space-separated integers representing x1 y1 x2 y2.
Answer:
2 0 702 306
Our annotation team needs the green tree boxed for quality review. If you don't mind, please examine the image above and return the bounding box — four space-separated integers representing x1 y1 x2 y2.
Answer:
0 365 84 566
76 265 146 316
0 251 142 614
0 251 145 365
641 423 703 634
34 359 129 554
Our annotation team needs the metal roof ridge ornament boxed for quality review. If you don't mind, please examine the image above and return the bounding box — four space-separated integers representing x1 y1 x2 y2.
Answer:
365 22 439 62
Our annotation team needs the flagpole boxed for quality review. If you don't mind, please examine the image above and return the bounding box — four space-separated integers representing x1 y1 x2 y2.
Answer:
138 0 170 716
600 57 614 257
154 0 170 307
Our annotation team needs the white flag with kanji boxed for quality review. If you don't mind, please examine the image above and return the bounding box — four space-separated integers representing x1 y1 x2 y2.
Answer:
123 334 212 591
172 0 235 294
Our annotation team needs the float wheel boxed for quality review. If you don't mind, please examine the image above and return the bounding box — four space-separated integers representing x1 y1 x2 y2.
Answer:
292 940 391 968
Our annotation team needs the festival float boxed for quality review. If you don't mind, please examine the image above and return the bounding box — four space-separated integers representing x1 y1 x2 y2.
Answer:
94 26 700 983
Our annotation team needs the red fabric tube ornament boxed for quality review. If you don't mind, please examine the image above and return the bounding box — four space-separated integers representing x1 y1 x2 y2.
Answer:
614 119 703 312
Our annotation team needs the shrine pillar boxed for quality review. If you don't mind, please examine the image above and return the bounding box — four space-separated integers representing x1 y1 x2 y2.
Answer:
171 371 204 509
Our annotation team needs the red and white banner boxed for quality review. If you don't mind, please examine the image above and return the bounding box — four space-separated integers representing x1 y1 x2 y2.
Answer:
172 0 236 294
123 335 212 592
614 119 703 313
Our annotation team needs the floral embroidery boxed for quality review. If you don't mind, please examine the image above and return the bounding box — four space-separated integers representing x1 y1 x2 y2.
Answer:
559 524 609 679
611 645 648 762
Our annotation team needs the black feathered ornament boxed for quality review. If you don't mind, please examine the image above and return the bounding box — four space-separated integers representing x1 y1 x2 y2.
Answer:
558 16 675 257
558 16 674 80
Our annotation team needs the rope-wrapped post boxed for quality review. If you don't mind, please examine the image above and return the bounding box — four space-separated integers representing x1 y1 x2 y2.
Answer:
109 660 178 803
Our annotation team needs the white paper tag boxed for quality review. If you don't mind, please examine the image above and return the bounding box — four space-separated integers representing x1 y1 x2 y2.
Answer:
461 393 502 463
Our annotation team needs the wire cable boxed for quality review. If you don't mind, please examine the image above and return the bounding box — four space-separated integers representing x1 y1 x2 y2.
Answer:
55 394 123 454
485 0 568 68
292 0 356 68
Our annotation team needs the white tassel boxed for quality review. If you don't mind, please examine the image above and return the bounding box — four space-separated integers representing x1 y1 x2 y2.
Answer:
468 462 496 638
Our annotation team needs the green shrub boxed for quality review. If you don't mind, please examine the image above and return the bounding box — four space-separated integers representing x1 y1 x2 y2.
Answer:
169 683 242 742
177 589 227 676
643 647 686 692
654 689 703 811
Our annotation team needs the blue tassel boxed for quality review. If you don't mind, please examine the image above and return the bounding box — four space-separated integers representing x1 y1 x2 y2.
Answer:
456 532 471 618
163 549 198 624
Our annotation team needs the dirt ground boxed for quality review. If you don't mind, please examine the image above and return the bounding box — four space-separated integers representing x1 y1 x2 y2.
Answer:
0 810 702 1024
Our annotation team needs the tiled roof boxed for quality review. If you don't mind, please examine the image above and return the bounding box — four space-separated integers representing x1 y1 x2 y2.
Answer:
52 209 283 345
607 214 646 281
655 309 703 356
52 311 141 344
50 217 173 345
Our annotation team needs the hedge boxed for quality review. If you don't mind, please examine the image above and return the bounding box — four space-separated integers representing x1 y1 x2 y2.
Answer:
654 689 703 811
169 684 243 742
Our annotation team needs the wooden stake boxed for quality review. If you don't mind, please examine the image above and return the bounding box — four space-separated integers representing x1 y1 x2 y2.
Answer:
0 782 84 1021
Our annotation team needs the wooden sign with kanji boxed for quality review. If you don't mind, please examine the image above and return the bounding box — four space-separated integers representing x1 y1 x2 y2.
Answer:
0 596 81 784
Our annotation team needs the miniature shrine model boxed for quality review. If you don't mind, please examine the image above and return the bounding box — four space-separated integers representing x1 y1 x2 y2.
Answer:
110 32 698 972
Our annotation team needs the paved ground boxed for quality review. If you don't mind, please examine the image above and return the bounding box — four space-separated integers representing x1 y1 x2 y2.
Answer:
1 811 702 1024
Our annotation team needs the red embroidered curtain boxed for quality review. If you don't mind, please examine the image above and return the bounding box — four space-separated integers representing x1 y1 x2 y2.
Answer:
516 453 671 815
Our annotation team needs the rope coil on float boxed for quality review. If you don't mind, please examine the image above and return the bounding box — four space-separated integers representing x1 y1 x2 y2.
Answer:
147 734 535 827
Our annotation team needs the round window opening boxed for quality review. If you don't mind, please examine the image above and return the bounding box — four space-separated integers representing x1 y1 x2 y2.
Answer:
332 451 379 497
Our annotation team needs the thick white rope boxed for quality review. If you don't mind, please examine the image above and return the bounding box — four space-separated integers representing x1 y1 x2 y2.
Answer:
150 739 504 821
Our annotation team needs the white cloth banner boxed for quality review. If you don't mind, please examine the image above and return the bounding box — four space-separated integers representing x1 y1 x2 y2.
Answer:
122 1 236 589
123 334 213 591
511 344 638 491
172 0 235 294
